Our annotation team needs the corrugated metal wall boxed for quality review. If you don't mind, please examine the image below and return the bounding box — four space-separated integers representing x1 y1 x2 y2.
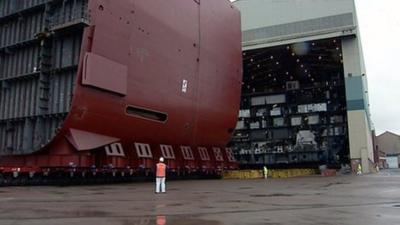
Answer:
51 0 88 28
0 0 49 18
0 0 88 155
242 13 354 43
0 12 44 47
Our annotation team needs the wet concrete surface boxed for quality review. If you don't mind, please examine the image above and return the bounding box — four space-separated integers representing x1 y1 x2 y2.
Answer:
1 169 400 225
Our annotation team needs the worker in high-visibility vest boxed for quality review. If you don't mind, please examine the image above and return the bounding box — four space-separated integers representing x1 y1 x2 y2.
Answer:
263 166 268 179
155 157 167 193
357 163 362 175
156 216 167 225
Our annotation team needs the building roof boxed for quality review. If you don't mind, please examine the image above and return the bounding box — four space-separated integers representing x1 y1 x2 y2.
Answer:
378 131 400 138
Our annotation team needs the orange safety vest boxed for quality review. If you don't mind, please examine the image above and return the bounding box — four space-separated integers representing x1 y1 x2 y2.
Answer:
156 163 166 177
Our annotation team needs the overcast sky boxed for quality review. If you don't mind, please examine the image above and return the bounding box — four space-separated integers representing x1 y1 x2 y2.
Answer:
355 0 400 135
231 0 400 135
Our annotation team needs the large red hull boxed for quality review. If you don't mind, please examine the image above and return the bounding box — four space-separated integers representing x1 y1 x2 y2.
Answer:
0 0 242 174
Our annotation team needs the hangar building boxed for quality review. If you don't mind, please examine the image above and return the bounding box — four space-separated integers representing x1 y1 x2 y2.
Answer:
231 0 374 173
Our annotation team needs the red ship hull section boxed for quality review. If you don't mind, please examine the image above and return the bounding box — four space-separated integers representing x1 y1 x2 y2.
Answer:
0 0 242 172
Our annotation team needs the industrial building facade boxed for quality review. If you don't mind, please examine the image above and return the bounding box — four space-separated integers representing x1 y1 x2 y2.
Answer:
231 0 374 172
375 131 400 168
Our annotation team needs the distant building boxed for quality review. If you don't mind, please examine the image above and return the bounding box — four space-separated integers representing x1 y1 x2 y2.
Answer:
375 131 400 168
376 131 400 155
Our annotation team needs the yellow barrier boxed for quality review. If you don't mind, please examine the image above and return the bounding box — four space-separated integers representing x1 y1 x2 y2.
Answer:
269 168 317 178
223 170 264 179
223 169 318 179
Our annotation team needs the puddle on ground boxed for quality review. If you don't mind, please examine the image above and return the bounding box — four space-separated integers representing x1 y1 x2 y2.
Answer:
23 208 113 218
322 181 350 188
49 191 68 195
71 210 113 217
249 194 269 197
238 187 254 190
168 188 180 191
120 216 222 225
250 193 294 197
220 200 253 204
200 205 214 209
155 204 167 209
166 203 183 207
251 223 282 225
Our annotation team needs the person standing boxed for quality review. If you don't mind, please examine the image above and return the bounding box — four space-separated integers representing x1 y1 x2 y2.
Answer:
263 166 268 179
156 157 167 193
375 163 380 173
357 163 362 175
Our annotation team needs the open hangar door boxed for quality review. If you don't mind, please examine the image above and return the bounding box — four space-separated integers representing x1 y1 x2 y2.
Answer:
230 38 350 168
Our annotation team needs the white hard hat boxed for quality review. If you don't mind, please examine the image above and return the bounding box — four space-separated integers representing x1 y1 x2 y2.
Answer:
159 157 164 162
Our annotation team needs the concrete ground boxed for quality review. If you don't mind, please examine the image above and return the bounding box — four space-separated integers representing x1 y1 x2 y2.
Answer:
1 169 400 225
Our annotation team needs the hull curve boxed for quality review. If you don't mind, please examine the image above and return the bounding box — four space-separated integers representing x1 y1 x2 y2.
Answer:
0 0 241 174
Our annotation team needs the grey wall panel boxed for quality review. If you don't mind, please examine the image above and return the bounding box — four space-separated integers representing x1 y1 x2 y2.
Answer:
51 0 88 27
48 70 76 114
61 37 74 68
0 78 39 120
234 0 355 31
243 13 354 43
251 96 265 106
0 45 40 78
266 94 286 104
0 123 4 151
0 0 85 155
0 118 63 155
0 117 64 154
0 0 48 17
52 33 82 69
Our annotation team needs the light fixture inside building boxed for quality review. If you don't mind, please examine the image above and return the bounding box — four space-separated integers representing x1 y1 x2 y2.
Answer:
292 42 310 55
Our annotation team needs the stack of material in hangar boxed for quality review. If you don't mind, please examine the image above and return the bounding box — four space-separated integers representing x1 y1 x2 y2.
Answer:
231 0 374 172
0 0 242 185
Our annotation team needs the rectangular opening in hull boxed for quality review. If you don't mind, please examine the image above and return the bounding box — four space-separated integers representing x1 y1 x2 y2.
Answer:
126 106 168 123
